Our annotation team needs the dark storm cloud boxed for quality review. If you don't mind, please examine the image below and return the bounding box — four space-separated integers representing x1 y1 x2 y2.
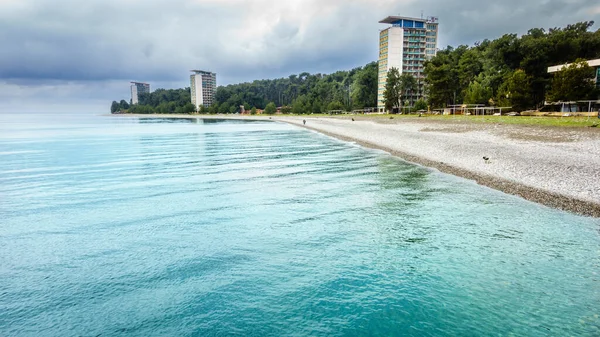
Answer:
417 0 599 47
0 0 239 82
1 0 597 83
0 0 597 112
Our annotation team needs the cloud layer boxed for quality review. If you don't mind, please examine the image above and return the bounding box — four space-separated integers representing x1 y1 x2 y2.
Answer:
0 0 597 112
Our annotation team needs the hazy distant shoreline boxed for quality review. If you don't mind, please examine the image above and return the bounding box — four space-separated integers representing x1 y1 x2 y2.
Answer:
109 113 600 217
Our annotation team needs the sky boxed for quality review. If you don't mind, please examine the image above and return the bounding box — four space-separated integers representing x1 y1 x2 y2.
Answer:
0 0 598 113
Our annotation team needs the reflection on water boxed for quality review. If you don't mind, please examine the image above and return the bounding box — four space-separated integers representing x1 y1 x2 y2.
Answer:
137 117 267 125
0 114 599 336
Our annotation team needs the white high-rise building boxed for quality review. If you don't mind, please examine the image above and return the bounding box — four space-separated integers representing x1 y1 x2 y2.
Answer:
130 82 150 105
190 70 217 110
377 16 439 112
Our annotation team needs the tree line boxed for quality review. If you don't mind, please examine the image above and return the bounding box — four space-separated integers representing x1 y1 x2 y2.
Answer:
110 88 196 114
423 21 600 111
211 62 378 114
110 62 378 114
111 21 599 114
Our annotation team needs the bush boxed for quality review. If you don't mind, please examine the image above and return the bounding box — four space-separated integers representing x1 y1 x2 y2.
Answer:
265 102 277 114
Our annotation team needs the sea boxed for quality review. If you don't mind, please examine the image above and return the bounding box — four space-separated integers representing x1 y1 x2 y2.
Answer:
1 113 599 336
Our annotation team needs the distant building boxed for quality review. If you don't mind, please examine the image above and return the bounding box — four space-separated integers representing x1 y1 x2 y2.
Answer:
130 82 150 105
377 15 439 112
190 70 217 110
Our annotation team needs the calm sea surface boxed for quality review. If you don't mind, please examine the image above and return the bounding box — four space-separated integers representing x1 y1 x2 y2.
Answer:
1 114 599 336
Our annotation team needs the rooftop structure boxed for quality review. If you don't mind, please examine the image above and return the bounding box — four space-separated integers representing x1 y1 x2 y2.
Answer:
377 15 439 113
190 70 217 110
547 59 600 73
130 82 150 105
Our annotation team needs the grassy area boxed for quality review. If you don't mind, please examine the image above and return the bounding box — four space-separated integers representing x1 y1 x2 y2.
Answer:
414 115 599 127
312 113 600 128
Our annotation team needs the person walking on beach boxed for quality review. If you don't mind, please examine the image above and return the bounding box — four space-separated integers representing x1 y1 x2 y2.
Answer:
303 120 306 125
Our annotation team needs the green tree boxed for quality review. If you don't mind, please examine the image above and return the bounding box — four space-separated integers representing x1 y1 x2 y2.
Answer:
119 100 130 110
251 107 257 115
546 59 598 102
424 47 463 108
110 101 120 113
497 69 534 111
209 103 218 114
458 48 483 90
292 95 309 114
464 75 493 105
382 67 401 112
351 62 378 108
413 99 428 111
129 104 154 114
182 103 197 114
218 102 230 113
265 102 277 114
326 101 344 111
312 100 322 114
398 73 418 106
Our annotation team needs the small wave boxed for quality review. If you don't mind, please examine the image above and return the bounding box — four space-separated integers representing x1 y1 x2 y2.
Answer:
0 150 44 155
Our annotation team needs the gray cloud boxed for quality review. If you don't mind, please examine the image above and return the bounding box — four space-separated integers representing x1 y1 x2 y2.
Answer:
0 0 597 112
420 0 599 47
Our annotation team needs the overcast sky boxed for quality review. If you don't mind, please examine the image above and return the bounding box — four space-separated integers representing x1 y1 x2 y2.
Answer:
0 0 598 113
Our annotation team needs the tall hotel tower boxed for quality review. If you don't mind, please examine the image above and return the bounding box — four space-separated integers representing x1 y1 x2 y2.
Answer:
377 16 438 112
130 82 150 105
190 70 217 110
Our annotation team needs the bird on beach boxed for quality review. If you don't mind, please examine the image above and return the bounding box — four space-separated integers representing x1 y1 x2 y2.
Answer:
352 118 355 121
483 156 490 163
303 119 306 125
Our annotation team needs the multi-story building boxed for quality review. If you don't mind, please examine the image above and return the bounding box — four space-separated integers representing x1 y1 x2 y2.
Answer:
190 70 217 110
377 16 439 113
130 82 150 105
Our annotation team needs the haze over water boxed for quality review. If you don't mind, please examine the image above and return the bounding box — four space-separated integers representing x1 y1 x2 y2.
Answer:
1 114 599 336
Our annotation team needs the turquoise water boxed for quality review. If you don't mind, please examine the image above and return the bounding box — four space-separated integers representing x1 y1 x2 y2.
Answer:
1 114 599 336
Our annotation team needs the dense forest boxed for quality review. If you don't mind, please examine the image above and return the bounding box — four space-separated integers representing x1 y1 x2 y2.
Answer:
212 62 378 114
424 21 600 111
110 62 378 114
111 21 600 114
111 88 195 114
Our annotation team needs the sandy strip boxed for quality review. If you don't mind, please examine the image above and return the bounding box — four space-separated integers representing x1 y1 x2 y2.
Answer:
275 116 600 218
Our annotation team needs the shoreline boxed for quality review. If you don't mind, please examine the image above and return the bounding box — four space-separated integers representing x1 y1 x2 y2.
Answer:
298 122 600 217
109 114 600 217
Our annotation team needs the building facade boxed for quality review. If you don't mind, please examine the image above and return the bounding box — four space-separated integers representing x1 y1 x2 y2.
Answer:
377 16 439 113
130 82 150 105
190 70 217 110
